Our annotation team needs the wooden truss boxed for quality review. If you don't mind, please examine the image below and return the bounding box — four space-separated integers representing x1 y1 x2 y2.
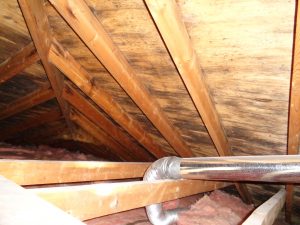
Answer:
0 159 286 224
0 0 298 222
0 159 228 224
6 0 252 202
286 0 300 223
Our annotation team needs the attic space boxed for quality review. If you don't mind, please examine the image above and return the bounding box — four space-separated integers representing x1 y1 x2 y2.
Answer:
0 0 300 224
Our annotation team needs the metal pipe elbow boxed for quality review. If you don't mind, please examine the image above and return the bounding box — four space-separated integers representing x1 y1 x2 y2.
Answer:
143 157 181 225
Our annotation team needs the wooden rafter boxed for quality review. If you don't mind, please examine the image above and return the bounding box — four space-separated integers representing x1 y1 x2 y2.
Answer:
0 159 150 185
286 185 295 223
243 189 286 225
9 120 67 145
286 1 300 223
22 131 73 147
76 143 119 161
71 129 122 161
145 0 230 156
18 0 74 134
0 108 62 141
70 109 134 161
145 0 252 204
0 175 84 225
49 40 168 158
0 86 54 121
48 0 194 157
63 83 155 162
31 179 229 220
0 42 39 84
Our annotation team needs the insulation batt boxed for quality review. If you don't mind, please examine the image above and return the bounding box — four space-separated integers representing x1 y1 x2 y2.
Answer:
87 191 253 225
177 190 253 225
0 144 100 160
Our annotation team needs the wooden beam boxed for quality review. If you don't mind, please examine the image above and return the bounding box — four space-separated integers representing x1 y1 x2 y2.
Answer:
145 0 252 204
234 183 253 204
49 40 168 159
285 184 294 223
71 128 122 161
9 120 67 145
0 159 150 185
286 1 300 223
49 139 121 161
0 108 62 141
0 175 84 225
21 131 73 147
70 109 134 161
145 0 230 158
287 0 300 155
48 0 194 157
18 0 74 134
31 179 229 221
0 86 54 121
0 42 39 84
63 84 155 162
243 189 286 225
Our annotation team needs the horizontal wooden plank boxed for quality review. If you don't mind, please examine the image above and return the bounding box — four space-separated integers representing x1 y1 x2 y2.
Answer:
30 179 230 220
0 175 84 225
243 189 286 225
0 159 150 185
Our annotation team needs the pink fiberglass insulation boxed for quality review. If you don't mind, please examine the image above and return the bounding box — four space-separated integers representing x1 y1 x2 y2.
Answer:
177 190 254 225
0 144 101 160
86 192 253 225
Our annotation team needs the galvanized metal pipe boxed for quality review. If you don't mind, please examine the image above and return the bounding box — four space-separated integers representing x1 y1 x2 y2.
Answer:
144 155 300 225
143 157 181 225
180 155 300 183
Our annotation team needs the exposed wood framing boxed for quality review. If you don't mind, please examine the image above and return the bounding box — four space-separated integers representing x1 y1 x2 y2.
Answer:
287 0 300 157
145 0 252 204
0 175 84 225
234 183 253 204
0 108 62 141
0 159 150 185
145 0 230 156
71 129 122 161
286 185 294 223
0 42 39 84
9 120 67 145
68 141 118 163
49 0 194 157
243 189 286 225
286 1 300 223
35 116 121 161
0 86 54 120
31 179 229 220
18 0 74 133
63 84 155 162
49 40 168 158
21 134 67 147
70 109 134 161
